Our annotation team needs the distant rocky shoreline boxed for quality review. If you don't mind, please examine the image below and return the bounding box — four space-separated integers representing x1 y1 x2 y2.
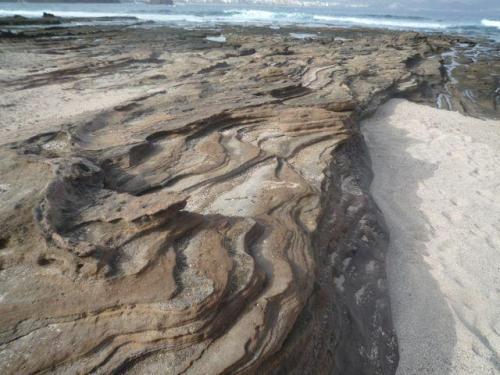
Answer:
0 22 498 375
0 13 138 26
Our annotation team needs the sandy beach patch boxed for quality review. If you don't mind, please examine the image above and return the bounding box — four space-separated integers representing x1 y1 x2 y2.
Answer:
363 99 500 374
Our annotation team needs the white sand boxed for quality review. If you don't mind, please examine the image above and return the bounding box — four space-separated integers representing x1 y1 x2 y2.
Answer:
362 99 500 374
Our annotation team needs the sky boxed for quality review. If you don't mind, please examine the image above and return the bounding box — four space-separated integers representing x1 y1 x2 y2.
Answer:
327 0 500 12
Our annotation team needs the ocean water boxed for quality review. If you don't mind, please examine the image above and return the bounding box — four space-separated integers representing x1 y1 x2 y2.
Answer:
0 2 499 41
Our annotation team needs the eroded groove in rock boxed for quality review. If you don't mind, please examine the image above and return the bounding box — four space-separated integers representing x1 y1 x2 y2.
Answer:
0 26 469 374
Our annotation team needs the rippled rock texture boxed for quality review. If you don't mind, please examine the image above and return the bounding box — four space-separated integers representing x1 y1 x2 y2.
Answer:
0 26 459 374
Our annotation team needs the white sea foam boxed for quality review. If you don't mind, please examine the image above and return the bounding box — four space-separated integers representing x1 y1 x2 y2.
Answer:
0 9 204 23
0 8 298 25
0 7 498 38
222 8 305 24
313 15 448 29
224 9 276 20
481 19 500 29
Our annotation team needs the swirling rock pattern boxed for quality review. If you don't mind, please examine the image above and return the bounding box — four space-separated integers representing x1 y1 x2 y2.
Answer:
0 26 458 374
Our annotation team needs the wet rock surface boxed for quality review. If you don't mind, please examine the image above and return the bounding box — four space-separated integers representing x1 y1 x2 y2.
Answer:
437 42 500 119
0 25 497 374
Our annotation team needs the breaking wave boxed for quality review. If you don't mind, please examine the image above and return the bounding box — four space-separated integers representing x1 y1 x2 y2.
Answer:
481 19 500 29
313 15 449 29
0 4 499 39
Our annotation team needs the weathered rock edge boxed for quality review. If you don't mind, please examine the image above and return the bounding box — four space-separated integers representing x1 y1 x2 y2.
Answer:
259 134 396 375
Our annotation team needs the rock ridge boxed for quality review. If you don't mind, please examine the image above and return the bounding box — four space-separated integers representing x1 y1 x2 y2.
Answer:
0 25 491 374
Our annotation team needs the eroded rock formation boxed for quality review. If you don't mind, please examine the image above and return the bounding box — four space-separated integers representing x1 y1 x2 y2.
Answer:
0 26 466 374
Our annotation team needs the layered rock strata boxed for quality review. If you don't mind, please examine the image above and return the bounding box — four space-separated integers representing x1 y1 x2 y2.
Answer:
0 26 478 374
